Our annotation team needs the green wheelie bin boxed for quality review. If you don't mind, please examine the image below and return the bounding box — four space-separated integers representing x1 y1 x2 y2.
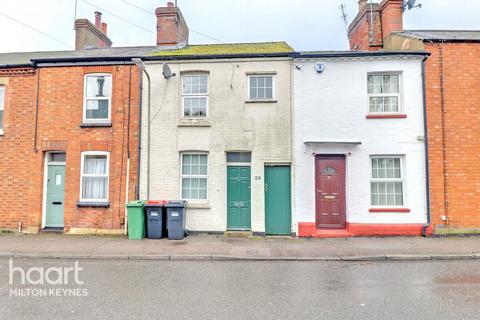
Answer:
126 201 146 240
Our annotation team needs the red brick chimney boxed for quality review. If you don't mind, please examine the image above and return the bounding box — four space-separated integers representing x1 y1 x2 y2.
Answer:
155 2 189 48
74 11 112 50
348 0 404 51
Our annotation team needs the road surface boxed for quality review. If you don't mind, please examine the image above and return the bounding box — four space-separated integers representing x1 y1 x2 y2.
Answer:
1 259 479 319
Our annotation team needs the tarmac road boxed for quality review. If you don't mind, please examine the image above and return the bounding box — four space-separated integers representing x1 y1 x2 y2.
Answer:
1 259 479 320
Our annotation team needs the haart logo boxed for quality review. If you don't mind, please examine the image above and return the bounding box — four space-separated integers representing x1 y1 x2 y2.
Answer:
8 259 88 297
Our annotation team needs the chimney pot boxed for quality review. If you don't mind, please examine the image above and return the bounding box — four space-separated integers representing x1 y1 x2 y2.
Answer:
167 2 174 8
95 11 102 28
101 22 107 35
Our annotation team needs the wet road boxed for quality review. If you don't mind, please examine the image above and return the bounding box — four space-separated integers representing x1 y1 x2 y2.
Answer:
1 259 479 319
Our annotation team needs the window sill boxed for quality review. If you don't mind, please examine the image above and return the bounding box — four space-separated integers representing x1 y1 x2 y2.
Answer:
245 99 277 104
80 122 112 128
76 201 110 208
177 118 211 127
186 202 210 209
366 114 407 119
0 129 4 136
369 208 411 213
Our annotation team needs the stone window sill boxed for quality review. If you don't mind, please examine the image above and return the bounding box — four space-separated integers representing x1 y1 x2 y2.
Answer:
187 202 210 209
369 208 411 213
80 122 112 128
177 119 211 127
366 114 407 119
77 201 110 208
245 99 277 104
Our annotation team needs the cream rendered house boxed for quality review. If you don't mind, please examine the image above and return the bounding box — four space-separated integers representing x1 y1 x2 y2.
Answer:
138 42 294 235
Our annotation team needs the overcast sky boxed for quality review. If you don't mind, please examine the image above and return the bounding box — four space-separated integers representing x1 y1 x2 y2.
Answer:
0 0 478 53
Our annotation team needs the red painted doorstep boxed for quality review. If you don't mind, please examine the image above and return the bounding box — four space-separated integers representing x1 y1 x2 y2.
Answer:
365 114 407 119
298 222 424 237
369 208 411 213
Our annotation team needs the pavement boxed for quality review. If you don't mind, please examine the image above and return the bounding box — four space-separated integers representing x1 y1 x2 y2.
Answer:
0 233 480 261
2 259 480 319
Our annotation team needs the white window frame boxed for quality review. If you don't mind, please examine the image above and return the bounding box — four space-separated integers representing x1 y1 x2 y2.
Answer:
180 152 209 202
79 151 110 203
247 74 275 101
181 74 209 118
370 155 405 207
0 85 5 134
83 73 112 124
367 72 402 115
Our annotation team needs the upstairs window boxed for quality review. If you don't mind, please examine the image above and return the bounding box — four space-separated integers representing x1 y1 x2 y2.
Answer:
182 74 208 117
0 86 4 133
248 75 274 100
368 74 400 113
80 152 109 202
84 74 112 123
370 157 404 207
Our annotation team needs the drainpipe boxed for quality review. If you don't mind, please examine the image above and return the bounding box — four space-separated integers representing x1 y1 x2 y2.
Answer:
438 41 449 226
124 65 133 235
132 58 151 200
421 55 431 237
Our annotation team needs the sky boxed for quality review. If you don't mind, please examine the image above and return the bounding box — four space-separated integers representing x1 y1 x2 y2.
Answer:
0 0 479 53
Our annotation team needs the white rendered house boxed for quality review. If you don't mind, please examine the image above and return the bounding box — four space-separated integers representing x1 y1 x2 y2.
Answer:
292 51 429 237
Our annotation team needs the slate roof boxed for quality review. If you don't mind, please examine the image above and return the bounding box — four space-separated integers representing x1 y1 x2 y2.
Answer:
395 30 480 42
0 42 294 67
0 46 159 67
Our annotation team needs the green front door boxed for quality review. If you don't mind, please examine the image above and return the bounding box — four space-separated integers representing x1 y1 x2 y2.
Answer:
265 165 291 235
227 166 251 230
45 165 65 228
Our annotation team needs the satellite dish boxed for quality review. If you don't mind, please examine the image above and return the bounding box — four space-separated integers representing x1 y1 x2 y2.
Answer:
163 63 176 79
403 0 421 11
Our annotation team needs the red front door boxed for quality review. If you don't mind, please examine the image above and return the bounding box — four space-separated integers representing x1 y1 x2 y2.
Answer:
315 155 346 229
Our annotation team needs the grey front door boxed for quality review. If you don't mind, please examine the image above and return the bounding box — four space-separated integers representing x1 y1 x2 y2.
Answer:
45 165 65 228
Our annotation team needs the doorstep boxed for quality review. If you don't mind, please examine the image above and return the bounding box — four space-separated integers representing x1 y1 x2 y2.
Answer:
310 228 352 238
224 231 253 238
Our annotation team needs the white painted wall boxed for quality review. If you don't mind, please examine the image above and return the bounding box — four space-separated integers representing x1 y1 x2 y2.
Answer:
140 58 292 233
293 56 427 227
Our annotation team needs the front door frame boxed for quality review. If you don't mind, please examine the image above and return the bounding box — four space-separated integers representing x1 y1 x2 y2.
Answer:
41 152 66 229
315 154 347 229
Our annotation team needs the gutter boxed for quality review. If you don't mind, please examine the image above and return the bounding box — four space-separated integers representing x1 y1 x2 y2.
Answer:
421 55 432 237
292 51 430 59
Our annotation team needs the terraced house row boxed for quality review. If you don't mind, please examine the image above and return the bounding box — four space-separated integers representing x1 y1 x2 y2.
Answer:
0 0 478 237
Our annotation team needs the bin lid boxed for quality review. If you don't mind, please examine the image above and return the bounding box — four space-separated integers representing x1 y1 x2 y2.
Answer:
126 200 145 208
165 200 188 208
145 200 167 207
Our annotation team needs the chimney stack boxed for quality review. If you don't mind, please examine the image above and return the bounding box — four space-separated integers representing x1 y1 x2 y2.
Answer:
74 11 112 50
348 0 404 51
155 2 189 48
358 0 368 11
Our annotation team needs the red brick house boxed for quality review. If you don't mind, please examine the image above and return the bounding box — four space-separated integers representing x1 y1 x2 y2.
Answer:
0 13 155 233
349 0 480 234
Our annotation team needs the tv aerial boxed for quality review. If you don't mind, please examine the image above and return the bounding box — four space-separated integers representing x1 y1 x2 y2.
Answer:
402 0 422 12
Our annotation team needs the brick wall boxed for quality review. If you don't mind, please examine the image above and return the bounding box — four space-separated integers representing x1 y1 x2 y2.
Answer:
0 70 37 229
424 42 480 229
0 64 140 231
